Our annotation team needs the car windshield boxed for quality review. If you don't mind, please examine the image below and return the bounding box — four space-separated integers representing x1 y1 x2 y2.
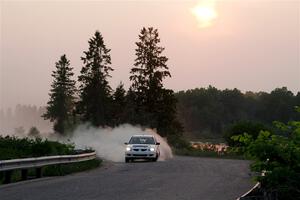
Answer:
129 137 155 144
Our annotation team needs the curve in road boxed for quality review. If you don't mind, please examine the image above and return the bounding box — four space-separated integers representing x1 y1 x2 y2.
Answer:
0 156 254 200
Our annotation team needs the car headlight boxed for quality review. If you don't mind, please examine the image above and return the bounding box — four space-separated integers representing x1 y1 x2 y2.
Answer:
126 147 131 151
150 147 155 152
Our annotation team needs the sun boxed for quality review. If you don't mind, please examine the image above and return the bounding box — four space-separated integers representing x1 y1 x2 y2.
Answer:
191 1 218 28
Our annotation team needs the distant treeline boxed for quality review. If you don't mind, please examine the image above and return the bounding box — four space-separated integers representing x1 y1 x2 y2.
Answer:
1 86 299 141
176 86 300 139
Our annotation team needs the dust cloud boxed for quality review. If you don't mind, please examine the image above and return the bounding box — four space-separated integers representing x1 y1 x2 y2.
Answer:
69 124 173 162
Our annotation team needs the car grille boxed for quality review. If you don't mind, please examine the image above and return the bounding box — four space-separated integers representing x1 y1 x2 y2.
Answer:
133 149 147 151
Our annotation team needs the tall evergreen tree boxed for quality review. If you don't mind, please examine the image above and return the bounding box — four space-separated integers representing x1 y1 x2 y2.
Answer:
77 31 113 127
123 88 140 125
129 27 181 136
112 82 126 126
43 55 76 135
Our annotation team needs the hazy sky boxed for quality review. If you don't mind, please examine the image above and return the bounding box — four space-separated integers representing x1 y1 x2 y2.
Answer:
0 0 299 109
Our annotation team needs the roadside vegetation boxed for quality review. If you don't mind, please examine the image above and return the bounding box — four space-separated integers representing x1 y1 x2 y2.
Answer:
0 136 101 185
228 107 300 200
224 121 272 147
0 136 74 160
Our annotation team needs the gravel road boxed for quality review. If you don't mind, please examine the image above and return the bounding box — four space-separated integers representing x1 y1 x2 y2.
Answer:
0 156 254 200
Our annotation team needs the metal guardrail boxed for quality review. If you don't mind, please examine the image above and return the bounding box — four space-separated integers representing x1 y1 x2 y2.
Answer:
237 182 261 200
0 152 97 172
237 171 266 200
0 152 97 183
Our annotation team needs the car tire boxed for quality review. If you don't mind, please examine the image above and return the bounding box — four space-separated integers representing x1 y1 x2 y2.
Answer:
125 158 130 163
153 154 159 162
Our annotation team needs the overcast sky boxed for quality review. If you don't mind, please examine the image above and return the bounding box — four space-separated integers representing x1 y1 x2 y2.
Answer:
0 0 299 109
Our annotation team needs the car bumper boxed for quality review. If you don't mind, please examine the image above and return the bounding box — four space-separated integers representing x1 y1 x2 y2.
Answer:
125 151 157 159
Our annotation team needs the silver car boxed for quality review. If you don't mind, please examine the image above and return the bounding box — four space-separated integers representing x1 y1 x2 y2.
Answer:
125 135 160 162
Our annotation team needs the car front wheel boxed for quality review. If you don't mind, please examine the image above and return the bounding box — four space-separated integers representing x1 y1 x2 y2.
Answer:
153 154 158 162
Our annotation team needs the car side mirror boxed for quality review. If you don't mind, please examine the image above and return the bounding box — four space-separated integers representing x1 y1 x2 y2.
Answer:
156 142 160 145
124 142 128 145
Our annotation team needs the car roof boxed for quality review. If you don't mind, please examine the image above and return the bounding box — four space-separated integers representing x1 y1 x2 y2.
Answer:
131 135 154 137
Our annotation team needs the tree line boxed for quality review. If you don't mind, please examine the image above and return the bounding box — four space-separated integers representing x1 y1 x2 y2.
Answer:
43 27 181 140
176 86 300 139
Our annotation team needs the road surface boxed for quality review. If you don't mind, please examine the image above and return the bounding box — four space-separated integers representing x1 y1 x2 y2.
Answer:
0 156 254 200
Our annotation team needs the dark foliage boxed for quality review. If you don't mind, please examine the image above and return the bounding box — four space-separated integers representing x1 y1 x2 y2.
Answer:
0 136 99 184
176 86 300 139
112 82 127 126
77 31 113 127
43 55 76 135
0 135 74 160
224 121 271 146
231 113 300 200
128 27 182 137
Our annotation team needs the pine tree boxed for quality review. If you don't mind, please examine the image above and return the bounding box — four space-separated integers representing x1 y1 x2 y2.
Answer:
43 55 76 135
130 27 170 96
28 126 40 138
112 82 126 125
123 88 140 125
129 27 181 136
77 31 113 127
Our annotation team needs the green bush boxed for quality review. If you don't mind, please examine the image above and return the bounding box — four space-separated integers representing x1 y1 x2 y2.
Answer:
231 114 300 199
167 134 191 150
0 136 74 160
0 136 101 185
224 121 270 147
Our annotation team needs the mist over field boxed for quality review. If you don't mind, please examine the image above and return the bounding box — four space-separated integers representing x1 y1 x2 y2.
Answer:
0 105 52 135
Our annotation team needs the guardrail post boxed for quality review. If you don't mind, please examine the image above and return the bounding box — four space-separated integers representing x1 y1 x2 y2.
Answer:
36 167 42 178
21 169 28 180
4 170 12 184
